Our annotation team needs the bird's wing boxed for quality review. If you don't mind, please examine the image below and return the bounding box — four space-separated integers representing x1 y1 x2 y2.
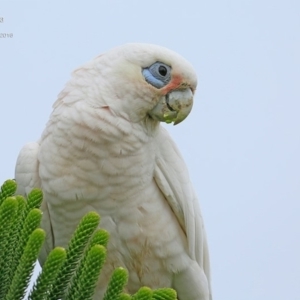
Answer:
15 142 54 266
154 126 212 298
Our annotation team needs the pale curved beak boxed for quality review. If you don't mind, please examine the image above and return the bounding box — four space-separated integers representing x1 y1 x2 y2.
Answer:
149 88 193 125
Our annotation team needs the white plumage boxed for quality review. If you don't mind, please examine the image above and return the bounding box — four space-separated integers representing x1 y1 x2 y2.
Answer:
15 43 212 300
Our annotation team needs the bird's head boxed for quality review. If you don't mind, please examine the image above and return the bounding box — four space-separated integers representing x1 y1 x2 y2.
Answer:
65 43 197 127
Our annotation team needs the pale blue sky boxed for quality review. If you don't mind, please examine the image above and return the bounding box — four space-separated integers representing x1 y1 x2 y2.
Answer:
1 1 300 299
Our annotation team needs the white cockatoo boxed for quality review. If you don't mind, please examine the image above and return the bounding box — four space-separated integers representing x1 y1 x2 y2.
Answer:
15 43 212 300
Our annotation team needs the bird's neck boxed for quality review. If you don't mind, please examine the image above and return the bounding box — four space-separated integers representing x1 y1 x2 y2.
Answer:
45 101 160 157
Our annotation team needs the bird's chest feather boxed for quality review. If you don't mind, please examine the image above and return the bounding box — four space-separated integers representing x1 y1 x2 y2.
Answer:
39 121 172 243
39 116 157 201
38 119 188 294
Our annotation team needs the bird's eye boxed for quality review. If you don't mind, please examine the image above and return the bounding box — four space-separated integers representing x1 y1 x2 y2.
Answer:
158 65 167 76
142 62 171 89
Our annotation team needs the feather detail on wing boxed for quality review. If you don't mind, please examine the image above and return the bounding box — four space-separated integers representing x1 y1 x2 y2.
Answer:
154 127 211 282
15 142 54 266
15 142 41 195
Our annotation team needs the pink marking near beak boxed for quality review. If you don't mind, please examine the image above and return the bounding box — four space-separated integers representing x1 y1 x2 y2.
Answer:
161 74 183 95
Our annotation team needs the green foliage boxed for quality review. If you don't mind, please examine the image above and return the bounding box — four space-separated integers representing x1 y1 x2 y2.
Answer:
0 180 177 300
103 267 129 300
152 288 177 300
119 293 132 300
0 197 18 273
132 287 153 299
49 211 101 299
0 195 26 297
67 245 106 300
66 229 109 299
0 179 17 206
29 247 66 300
5 229 46 300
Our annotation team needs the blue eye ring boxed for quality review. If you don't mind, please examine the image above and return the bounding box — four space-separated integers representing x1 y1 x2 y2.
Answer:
142 62 172 89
